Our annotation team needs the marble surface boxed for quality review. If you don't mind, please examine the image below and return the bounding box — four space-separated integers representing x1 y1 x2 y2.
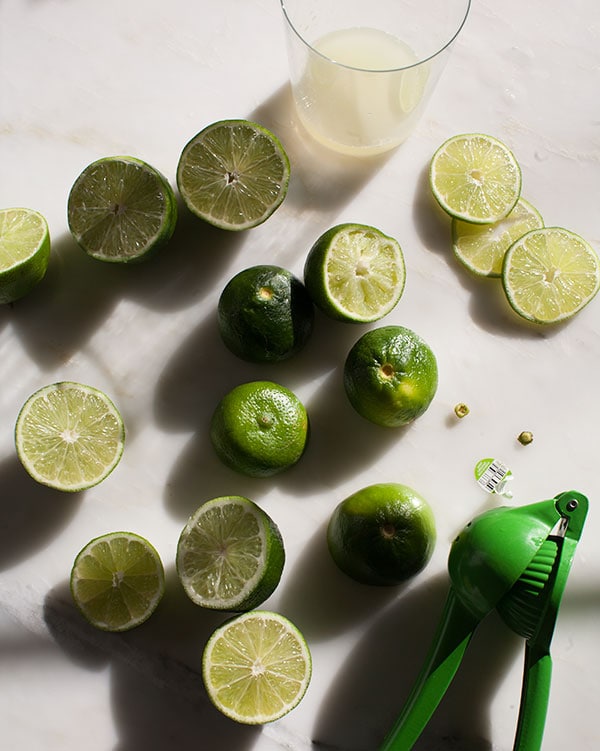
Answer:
1 1 599 749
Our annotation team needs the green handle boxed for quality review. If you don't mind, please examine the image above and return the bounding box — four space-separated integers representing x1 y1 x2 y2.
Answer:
513 645 552 751
379 588 479 751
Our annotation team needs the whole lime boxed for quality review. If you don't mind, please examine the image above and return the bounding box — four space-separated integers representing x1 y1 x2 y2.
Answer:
210 381 309 477
327 483 436 585
343 325 438 427
218 265 314 362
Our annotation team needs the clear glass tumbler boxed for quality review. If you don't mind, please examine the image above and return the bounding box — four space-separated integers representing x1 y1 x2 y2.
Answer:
279 0 471 157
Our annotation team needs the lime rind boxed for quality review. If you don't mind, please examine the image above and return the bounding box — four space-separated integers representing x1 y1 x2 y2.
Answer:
176 496 285 611
70 531 165 632
202 610 312 724
14 381 125 492
452 198 544 277
502 226 600 324
0 207 51 304
430 133 522 224
304 223 406 323
67 156 177 263
176 119 290 231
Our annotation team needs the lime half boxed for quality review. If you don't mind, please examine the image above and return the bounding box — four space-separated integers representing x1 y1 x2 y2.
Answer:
67 156 177 262
430 133 522 224
70 532 165 632
202 610 312 724
502 227 600 324
176 119 290 230
453 198 544 277
303 223 406 323
15 381 125 492
0 207 51 304
176 496 285 611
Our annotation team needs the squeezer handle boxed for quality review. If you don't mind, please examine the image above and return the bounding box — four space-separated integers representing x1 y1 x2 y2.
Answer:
379 589 479 750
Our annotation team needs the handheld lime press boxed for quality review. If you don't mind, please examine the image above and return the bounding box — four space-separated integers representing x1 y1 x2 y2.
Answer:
379 491 589 751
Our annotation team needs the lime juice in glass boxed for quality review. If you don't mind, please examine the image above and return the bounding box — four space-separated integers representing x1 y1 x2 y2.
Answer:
280 0 471 156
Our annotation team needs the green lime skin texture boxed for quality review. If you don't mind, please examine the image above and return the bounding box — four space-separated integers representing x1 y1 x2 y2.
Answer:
210 381 309 477
0 207 51 304
218 265 314 362
327 483 437 585
343 325 438 427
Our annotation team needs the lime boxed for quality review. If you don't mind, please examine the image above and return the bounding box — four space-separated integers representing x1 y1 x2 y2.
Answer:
327 483 436 585
343 325 438 427
202 610 312 724
303 223 405 323
176 119 290 231
210 381 308 477
452 198 544 277
70 531 165 632
0 207 51 304
502 226 600 323
218 265 314 362
430 133 522 224
14 381 125 492
176 496 285 611
67 156 177 263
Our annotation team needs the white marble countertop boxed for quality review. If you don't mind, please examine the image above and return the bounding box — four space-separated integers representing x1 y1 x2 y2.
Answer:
1 1 599 749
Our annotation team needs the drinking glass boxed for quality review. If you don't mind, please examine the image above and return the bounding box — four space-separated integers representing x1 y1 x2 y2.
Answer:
279 0 471 156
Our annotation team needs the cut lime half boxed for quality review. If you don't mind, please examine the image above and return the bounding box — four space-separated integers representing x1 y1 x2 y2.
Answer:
15 381 125 492
202 610 312 724
430 133 522 224
502 227 600 324
453 198 544 277
176 119 290 231
176 496 285 611
0 207 51 304
67 156 177 262
70 531 165 632
303 223 406 323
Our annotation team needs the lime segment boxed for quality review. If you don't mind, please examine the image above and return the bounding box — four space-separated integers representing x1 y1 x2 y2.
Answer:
453 198 544 277
70 532 165 632
15 381 125 492
502 227 600 323
0 207 51 304
202 610 312 724
67 156 177 262
430 133 522 224
176 496 285 611
304 223 405 323
176 120 290 230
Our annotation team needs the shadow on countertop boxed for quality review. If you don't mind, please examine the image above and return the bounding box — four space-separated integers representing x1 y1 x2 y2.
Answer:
43 569 261 751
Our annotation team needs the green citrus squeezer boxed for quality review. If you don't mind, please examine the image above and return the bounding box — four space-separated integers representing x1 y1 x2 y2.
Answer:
379 490 589 751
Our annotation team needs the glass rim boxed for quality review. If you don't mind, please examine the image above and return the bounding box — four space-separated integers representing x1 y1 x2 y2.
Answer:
279 0 472 73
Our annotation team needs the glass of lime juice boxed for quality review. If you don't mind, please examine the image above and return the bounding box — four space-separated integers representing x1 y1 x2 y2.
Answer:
279 0 471 157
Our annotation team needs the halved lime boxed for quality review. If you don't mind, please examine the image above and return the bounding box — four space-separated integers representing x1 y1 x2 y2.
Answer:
176 119 290 231
202 610 312 724
67 156 177 262
502 227 600 323
0 207 51 304
430 133 522 224
303 223 405 323
453 198 544 277
70 531 165 632
176 496 285 611
14 381 125 492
